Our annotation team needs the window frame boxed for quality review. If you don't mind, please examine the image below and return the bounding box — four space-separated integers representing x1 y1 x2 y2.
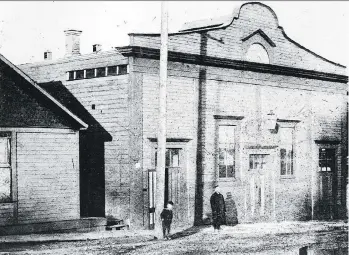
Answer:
0 132 12 203
215 116 243 182
218 125 236 179
277 120 298 179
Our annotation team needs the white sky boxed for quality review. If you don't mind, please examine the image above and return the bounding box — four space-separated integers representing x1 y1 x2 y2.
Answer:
0 1 347 66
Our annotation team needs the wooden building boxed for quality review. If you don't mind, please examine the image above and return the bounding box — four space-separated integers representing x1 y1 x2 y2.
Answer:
0 53 99 234
19 2 348 229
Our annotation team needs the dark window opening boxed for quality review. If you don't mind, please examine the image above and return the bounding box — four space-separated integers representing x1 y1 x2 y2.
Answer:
91 104 96 110
318 148 335 172
76 70 84 80
86 69 95 79
118 65 128 75
249 154 268 170
68 71 75 81
108 66 117 76
96 67 106 77
0 132 11 203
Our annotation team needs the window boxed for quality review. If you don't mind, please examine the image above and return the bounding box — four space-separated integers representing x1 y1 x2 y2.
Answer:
85 68 95 79
280 127 294 176
75 70 84 80
155 148 181 168
118 65 128 75
68 71 75 81
0 133 11 203
107 66 117 76
96 67 106 77
246 43 270 64
249 154 268 170
218 125 235 178
318 148 335 172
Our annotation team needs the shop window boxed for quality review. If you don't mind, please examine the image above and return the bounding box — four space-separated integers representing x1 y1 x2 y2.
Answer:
68 71 75 81
0 133 11 203
318 148 335 172
218 125 235 178
280 127 294 176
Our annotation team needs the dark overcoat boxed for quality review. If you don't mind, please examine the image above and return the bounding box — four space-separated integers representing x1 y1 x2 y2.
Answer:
210 192 226 224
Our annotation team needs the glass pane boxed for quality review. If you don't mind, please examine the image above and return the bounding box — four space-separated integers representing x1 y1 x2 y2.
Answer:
86 68 95 78
76 70 84 79
226 149 235 165
170 149 180 167
96 67 106 77
68 71 74 80
0 168 11 202
280 149 286 175
118 65 128 75
0 138 9 164
219 148 225 165
219 165 226 178
108 66 117 76
219 125 235 147
227 165 235 178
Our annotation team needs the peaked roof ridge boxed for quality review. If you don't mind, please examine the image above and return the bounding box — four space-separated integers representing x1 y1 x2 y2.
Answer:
0 53 88 129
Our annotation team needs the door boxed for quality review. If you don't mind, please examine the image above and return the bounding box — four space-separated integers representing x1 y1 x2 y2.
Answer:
149 148 187 229
246 153 273 222
316 148 336 220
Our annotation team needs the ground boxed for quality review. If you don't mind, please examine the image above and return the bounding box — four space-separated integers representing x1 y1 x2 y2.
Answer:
0 221 347 254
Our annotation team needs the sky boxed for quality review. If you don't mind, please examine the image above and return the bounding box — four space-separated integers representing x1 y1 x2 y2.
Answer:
0 1 347 66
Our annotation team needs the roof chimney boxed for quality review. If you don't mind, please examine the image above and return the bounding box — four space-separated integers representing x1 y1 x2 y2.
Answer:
44 50 52 60
64 29 82 57
93 44 102 53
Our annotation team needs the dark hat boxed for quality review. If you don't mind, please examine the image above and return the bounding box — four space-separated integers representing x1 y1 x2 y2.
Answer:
167 201 174 205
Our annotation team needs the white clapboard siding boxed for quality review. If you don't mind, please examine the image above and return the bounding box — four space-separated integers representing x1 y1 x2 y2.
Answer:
16 132 79 224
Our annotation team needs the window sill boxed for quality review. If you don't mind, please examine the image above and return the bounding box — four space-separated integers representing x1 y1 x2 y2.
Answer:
219 178 239 182
280 175 296 180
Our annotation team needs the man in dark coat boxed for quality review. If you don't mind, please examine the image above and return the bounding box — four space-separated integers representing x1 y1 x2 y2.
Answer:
210 185 226 231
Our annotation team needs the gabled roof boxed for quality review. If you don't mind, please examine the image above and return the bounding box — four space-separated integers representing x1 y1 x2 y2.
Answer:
0 53 88 129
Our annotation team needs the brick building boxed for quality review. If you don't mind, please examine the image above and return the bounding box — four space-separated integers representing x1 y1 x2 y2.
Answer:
0 53 94 234
19 2 348 229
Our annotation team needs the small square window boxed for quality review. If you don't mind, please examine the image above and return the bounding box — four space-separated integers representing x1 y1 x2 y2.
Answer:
118 65 128 75
86 69 95 79
68 71 75 81
96 67 106 77
76 70 84 80
108 66 117 76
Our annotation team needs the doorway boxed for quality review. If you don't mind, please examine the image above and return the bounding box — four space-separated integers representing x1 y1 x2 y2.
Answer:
245 153 274 222
316 147 336 220
148 148 188 229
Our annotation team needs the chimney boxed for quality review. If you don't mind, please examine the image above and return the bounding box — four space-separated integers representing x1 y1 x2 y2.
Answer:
44 50 52 60
64 29 82 57
93 44 102 53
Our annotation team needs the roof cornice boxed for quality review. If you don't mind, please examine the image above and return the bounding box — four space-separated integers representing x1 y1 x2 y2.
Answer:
116 46 348 84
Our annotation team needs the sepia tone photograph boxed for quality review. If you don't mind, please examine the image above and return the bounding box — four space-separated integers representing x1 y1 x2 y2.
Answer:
0 1 347 254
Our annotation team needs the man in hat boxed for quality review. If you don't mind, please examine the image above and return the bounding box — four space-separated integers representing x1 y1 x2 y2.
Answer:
210 184 226 232
160 201 174 240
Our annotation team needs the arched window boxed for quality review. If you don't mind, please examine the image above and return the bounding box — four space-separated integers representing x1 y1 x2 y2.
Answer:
245 43 270 64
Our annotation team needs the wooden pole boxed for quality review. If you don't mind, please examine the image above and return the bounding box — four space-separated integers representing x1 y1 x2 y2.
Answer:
155 1 168 239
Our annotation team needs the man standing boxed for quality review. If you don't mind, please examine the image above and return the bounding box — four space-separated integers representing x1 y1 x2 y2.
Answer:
210 185 226 232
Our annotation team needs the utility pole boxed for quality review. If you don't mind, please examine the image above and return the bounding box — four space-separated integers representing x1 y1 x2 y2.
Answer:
155 1 168 238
